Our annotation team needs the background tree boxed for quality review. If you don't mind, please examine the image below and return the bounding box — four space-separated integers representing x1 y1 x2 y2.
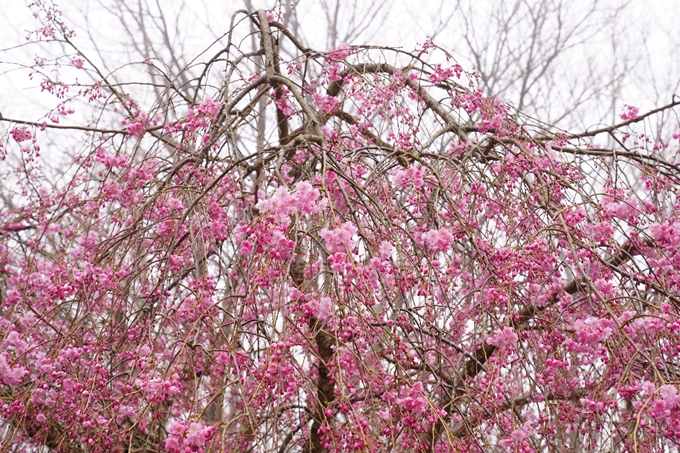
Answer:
1 2 680 453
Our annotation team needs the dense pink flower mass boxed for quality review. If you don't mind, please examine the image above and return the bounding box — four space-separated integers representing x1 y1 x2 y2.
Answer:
1 4 680 453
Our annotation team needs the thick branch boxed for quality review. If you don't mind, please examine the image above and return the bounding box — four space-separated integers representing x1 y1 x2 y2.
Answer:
256 10 291 146
306 318 336 453
326 63 468 142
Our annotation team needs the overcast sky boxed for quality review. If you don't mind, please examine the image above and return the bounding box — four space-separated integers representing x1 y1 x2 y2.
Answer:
1 0 679 133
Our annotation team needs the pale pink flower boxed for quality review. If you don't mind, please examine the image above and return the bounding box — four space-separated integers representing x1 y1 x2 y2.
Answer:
320 222 357 253
422 228 454 253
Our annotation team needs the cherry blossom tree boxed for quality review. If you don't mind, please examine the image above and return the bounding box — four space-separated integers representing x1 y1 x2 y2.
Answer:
1 3 680 452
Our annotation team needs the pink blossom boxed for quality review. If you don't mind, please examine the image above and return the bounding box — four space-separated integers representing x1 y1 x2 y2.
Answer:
10 127 33 143
122 111 149 137
255 186 297 222
0 352 27 385
649 220 680 244
305 296 334 319
573 316 614 345
602 196 640 222
312 92 339 113
164 437 180 453
379 241 393 259
620 105 639 120
593 278 613 298
293 181 322 213
328 43 349 60
240 239 253 255
659 384 678 409
320 222 357 254
4 10 680 452
318 296 333 318
185 422 213 447
486 326 518 350
326 63 343 81
422 228 454 253
589 221 613 244
428 64 454 84
392 166 424 188
397 381 428 414
511 428 530 441
168 420 188 437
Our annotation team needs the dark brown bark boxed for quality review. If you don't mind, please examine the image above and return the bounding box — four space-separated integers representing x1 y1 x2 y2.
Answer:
307 319 336 453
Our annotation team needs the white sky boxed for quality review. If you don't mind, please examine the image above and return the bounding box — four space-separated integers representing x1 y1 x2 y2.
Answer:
1 0 679 132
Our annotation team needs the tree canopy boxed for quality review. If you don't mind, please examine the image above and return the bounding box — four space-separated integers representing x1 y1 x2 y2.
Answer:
1 4 680 453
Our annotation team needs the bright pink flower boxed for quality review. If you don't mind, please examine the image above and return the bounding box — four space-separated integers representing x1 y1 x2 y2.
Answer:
486 327 518 350
255 186 297 222
328 43 349 60
573 316 614 345
10 127 33 143
620 105 639 120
